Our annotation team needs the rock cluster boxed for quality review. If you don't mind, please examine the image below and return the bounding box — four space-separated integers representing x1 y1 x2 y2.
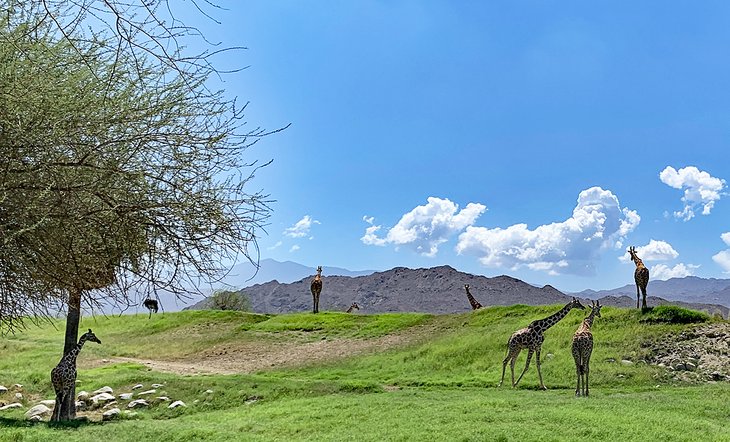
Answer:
0 381 188 422
645 323 730 383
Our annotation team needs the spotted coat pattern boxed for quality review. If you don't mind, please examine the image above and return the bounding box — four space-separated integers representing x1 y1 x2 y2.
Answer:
310 266 323 314
572 300 602 397
499 298 585 390
464 284 483 310
629 246 650 309
51 329 101 421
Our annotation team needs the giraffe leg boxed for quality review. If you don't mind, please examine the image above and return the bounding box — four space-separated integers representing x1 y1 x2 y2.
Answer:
535 348 547 390
573 354 582 397
514 349 533 387
641 285 648 310
636 284 640 309
499 347 517 387
585 356 591 397
51 391 63 421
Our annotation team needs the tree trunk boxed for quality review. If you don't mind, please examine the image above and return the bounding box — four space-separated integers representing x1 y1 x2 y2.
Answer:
53 287 82 421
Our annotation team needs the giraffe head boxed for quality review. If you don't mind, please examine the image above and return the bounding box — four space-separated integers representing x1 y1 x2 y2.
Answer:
81 328 102 345
316 266 323 274
350 302 360 310
628 246 640 262
569 297 586 311
590 300 602 318
464 284 469 290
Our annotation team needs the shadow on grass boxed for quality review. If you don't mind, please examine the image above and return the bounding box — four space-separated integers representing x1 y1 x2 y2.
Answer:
0 416 103 429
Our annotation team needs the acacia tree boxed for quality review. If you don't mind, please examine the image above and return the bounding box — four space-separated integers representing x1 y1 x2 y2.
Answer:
1 1 279 420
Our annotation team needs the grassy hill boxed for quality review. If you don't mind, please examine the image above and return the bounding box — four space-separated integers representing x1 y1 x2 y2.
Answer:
1 306 729 441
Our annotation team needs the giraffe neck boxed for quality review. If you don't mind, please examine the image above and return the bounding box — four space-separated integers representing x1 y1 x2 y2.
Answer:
584 310 598 328
531 303 573 332
62 336 88 365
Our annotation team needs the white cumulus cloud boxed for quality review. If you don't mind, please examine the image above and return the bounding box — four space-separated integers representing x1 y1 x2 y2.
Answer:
659 166 726 221
289 245 300 253
284 215 320 238
361 197 487 257
712 232 730 273
456 187 639 276
618 239 679 263
651 263 699 280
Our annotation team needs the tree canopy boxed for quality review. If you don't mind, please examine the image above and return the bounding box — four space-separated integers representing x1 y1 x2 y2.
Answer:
0 1 277 332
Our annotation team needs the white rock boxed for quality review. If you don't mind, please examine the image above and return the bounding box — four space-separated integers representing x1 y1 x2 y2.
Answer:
75 401 86 411
0 403 23 411
91 392 115 403
77 391 90 402
204 389 214 394
28 415 42 422
119 393 134 400
168 400 186 409
620 360 634 366
12 384 22 390
24 404 51 419
0 385 7 393
93 386 114 395
15 393 23 401
151 383 164 388
40 400 56 407
127 399 149 409
102 408 121 421
123 410 138 417
136 389 156 396
132 384 144 390
154 396 171 402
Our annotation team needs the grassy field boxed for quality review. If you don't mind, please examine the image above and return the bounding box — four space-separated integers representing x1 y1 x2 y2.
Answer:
1 306 729 441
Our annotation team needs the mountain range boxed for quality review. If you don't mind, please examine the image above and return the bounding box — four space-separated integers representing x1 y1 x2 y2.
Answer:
185 262 729 318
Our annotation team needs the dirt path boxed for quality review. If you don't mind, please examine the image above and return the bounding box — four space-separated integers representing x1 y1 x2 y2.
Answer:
102 322 443 376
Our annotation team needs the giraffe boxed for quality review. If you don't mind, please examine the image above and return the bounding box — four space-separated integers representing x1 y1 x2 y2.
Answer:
51 329 102 421
464 284 483 310
499 297 585 390
572 300 602 397
143 298 159 319
628 246 650 309
346 302 360 313
310 266 323 314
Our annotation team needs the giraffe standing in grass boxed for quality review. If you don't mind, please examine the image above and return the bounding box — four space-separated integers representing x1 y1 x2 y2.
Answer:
346 302 360 313
572 300 602 397
51 329 102 421
310 266 323 314
628 246 649 309
464 284 483 310
499 298 585 390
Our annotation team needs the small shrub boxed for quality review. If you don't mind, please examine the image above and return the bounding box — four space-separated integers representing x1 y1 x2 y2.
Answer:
641 305 709 324
209 290 252 312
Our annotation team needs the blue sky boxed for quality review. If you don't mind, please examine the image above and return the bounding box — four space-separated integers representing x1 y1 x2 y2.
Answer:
190 1 730 292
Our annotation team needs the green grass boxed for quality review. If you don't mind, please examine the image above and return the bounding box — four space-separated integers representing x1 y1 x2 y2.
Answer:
1 305 729 441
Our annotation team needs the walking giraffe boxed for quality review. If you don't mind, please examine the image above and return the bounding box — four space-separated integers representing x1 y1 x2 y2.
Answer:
51 329 102 421
310 266 323 314
499 298 585 389
464 284 483 310
628 246 649 309
572 300 602 397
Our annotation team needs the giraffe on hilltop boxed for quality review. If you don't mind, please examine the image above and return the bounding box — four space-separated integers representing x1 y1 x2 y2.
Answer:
572 300 602 397
499 298 585 390
51 329 102 421
310 266 323 314
346 302 360 313
464 284 483 310
628 246 650 309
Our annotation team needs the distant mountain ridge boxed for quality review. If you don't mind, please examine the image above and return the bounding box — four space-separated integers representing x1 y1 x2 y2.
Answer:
214 258 375 289
185 265 729 318
572 276 730 307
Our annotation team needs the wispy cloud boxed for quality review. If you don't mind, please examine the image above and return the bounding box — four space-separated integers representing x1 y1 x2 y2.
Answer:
651 263 699 280
361 197 486 257
289 245 300 253
659 166 726 221
619 239 679 263
712 232 730 273
284 215 321 238
456 187 639 276
267 241 283 251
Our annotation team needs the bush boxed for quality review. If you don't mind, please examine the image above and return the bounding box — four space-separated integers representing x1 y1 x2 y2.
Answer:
641 305 709 324
209 290 252 312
